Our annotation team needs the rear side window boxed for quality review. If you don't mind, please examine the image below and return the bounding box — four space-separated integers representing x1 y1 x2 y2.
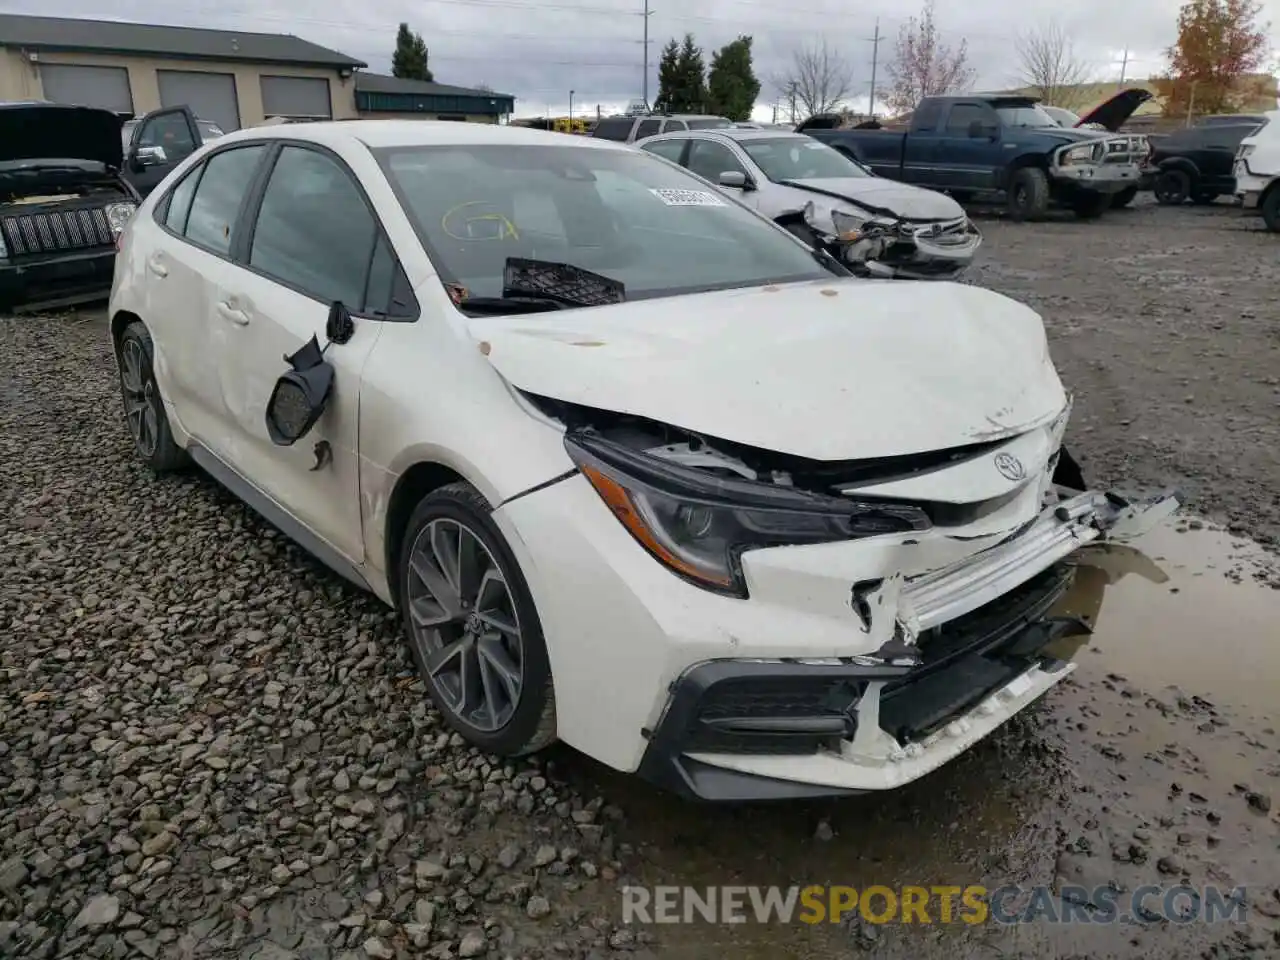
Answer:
912 100 943 132
163 167 201 233
248 145 377 309
641 139 687 163
184 145 266 255
664 119 688 131
687 118 731 130
593 118 634 141
633 118 662 140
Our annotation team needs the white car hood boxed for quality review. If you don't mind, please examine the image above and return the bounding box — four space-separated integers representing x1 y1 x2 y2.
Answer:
471 279 1066 461
787 176 965 222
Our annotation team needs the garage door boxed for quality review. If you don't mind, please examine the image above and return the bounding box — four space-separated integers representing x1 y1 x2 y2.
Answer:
260 76 332 120
157 70 240 132
39 64 133 114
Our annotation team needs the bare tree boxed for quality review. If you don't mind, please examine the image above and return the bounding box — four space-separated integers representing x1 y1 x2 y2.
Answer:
886 0 976 115
1014 21 1091 107
775 39 856 118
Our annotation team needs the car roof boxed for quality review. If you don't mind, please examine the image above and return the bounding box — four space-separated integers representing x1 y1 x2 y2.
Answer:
641 128 804 143
208 119 630 153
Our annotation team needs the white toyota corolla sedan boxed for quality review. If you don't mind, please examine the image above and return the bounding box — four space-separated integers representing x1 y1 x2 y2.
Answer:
109 120 1178 800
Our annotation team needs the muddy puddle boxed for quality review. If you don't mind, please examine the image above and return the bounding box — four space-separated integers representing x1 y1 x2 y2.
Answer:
555 520 1280 959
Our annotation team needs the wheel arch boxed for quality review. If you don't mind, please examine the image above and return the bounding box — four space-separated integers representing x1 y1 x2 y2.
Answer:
110 309 143 351
1000 153 1050 190
1158 156 1200 180
383 460 471 605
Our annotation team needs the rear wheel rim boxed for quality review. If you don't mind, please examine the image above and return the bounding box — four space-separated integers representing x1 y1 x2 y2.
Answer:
120 339 158 458
406 517 524 732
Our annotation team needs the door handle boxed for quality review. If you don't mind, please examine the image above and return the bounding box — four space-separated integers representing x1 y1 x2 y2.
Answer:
217 300 250 326
146 255 168 278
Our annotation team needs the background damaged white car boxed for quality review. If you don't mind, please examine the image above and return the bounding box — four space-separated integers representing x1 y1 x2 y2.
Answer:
638 127 981 279
109 121 1179 801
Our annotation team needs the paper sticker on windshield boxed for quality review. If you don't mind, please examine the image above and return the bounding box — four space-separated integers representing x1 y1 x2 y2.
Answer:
649 188 726 207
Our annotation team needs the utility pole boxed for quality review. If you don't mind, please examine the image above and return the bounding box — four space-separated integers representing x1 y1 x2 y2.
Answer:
867 18 882 118
639 0 654 111
1118 48 1130 88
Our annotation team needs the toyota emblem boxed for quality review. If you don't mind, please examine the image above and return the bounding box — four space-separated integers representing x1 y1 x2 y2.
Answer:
994 453 1026 481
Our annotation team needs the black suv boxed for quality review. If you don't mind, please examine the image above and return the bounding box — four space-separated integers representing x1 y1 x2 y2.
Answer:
0 101 141 312
1150 118 1266 205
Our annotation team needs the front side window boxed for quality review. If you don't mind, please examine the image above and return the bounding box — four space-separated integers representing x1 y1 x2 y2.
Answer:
742 137 869 181
184 145 266 255
685 139 746 182
248 145 377 308
377 143 832 308
945 104 995 134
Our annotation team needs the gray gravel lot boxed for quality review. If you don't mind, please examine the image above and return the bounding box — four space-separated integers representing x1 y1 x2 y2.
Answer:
1 197 1277 960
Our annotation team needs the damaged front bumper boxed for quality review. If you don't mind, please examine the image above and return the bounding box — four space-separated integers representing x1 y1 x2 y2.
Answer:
801 202 981 280
633 487 1179 800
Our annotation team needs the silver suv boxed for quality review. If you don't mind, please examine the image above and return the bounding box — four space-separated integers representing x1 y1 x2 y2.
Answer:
591 113 732 144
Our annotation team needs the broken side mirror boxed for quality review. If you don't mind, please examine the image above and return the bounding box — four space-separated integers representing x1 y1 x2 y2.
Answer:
265 335 334 446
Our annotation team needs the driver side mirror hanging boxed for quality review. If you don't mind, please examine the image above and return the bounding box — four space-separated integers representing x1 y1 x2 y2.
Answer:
265 335 335 446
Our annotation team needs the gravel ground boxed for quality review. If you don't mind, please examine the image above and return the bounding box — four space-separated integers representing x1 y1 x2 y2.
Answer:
1 196 1277 960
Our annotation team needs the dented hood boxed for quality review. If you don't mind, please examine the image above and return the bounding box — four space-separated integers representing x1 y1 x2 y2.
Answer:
785 176 965 222
471 279 1066 460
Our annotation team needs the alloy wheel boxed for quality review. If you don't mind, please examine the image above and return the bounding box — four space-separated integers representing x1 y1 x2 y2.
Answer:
405 517 524 732
119 338 159 458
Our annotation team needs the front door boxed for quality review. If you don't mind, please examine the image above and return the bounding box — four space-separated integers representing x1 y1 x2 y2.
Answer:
685 138 760 210
932 102 1001 191
211 143 394 563
126 106 202 197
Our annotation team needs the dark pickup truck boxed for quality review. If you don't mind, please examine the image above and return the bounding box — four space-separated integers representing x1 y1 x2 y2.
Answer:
801 94 1149 220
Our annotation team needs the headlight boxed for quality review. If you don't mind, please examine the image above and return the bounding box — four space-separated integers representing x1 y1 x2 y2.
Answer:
104 202 138 236
1060 143 1102 165
1237 144 1255 161
830 208 874 241
0 230 7 259
566 432 931 596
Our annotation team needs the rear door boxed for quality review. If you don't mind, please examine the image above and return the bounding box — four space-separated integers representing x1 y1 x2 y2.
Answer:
125 106 202 197
141 142 270 444
211 142 408 562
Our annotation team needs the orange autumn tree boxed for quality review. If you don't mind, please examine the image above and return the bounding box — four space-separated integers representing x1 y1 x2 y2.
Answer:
1160 0 1269 117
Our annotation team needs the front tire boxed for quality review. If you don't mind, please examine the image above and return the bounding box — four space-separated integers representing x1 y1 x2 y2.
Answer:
1007 167 1050 222
397 482 556 756
1110 186 1138 209
116 321 187 473
1259 187 1279 232
1072 191 1111 219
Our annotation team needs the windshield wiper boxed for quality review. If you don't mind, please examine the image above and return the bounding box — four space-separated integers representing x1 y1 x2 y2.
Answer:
455 295 568 315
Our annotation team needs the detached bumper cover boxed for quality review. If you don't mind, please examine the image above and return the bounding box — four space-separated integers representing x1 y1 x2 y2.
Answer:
636 487 1179 800
0 249 116 311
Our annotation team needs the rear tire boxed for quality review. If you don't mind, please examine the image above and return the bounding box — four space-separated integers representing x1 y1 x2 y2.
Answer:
1110 186 1138 209
1259 188 1279 232
396 482 557 757
1154 169 1191 205
116 321 188 473
1072 192 1111 219
1007 167 1050 222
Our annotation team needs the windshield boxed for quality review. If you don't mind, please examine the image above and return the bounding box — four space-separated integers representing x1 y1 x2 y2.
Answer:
376 144 833 306
742 137 869 180
995 105 1060 128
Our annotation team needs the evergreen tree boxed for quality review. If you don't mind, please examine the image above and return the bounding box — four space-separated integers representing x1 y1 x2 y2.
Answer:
672 33 707 112
654 38 680 112
707 35 760 121
392 23 433 82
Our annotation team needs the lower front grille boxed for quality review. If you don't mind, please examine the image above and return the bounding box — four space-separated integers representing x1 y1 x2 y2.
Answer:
1 207 114 256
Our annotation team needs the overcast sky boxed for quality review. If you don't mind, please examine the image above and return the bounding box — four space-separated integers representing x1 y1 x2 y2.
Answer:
14 0 1280 118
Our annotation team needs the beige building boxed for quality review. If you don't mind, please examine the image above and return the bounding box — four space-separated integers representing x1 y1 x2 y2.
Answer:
0 13 365 131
